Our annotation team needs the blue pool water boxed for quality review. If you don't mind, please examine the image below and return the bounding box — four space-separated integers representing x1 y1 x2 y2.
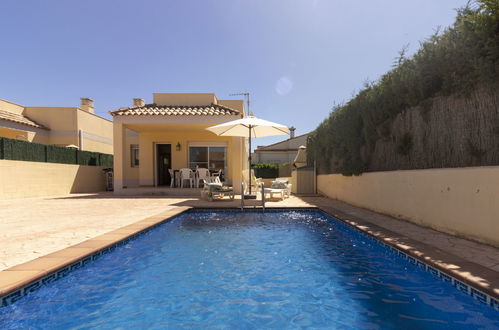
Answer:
1 210 498 329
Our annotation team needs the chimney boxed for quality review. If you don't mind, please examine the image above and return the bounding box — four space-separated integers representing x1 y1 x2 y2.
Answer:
80 98 94 113
289 126 296 139
133 98 145 107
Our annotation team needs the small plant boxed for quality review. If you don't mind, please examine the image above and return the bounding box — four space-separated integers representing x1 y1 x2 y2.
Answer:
395 133 413 155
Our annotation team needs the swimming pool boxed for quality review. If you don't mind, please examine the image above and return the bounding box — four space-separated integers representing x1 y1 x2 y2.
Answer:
1 209 498 328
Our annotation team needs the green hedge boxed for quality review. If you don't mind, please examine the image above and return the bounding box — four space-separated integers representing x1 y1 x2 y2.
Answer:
46 145 77 164
99 153 114 167
0 137 113 167
307 1 499 175
78 150 99 166
2 138 46 162
252 163 279 178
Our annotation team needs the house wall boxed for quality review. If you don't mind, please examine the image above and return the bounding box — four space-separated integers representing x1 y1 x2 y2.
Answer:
76 110 113 154
0 159 106 199
0 126 27 140
0 125 49 144
124 130 139 187
254 151 298 164
113 123 245 193
24 107 79 147
253 134 308 164
1 100 112 152
0 100 49 143
136 130 244 188
317 166 499 247
23 107 112 153
153 93 217 106
218 100 244 113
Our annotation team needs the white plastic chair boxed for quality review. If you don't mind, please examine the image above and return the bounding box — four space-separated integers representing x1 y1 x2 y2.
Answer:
196 168 210 188
179 168 194 188
263 180 291 200
250 169 263 191
168 169 175 188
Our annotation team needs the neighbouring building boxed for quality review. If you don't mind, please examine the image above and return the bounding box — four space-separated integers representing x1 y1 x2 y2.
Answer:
110 93 248 193
0 98 113 154
252 127 308 164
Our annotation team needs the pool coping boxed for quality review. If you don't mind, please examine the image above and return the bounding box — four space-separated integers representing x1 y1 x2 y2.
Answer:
0 206 193 306
315 206 499 310
0 205 498 311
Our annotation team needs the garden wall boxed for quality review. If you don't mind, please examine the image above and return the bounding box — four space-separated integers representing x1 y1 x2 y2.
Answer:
317 166 499 247
0 160 106 199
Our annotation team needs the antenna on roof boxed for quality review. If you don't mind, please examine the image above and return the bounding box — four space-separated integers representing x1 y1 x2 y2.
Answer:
229 92 252 116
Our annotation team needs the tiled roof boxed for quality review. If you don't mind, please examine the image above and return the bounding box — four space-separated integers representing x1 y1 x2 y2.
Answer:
0 110 48 130
110 103 241 116
255 133 309 150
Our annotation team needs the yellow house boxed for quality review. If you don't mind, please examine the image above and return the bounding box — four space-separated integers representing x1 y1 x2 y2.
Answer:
0 98 113 154
110 93 248 194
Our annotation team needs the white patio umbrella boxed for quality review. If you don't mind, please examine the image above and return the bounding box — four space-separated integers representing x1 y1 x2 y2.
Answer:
206 116 289 195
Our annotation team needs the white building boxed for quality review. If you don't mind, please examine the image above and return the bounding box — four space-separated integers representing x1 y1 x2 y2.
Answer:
252 127 308 164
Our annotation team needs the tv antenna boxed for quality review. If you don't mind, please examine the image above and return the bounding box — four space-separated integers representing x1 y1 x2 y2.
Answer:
230 92 253 116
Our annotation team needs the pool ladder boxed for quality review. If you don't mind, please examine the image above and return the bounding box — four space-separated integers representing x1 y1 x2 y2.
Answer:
240 182 265 212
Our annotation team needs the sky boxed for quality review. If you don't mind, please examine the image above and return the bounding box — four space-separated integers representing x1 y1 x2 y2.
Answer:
0 0 466 149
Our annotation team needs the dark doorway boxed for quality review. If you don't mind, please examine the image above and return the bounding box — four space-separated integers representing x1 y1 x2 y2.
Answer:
156 144 171 186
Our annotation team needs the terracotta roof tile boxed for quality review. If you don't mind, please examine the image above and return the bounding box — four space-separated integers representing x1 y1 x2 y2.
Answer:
0 110 48 130
110 103 241 117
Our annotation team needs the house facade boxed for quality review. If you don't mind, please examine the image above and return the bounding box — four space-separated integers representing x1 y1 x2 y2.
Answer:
110 93 248 193
252 128 308 164
0 98 113 154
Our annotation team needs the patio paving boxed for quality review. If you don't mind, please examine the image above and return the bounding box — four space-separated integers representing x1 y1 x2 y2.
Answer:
0 192 498 299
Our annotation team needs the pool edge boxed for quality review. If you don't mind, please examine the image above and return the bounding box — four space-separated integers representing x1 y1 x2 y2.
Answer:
0 206 192 306
316 206 499 311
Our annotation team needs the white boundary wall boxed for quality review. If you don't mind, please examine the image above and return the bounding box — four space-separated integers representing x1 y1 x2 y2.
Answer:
0 160 106 199
318 166 499 247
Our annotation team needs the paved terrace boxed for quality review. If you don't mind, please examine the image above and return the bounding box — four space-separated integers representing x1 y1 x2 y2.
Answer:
1 192 498 300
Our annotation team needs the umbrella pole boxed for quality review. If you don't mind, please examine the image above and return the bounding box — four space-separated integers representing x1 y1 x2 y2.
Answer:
248 125 252 195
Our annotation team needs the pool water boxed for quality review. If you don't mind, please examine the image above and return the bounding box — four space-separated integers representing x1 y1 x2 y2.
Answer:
1 210 498 329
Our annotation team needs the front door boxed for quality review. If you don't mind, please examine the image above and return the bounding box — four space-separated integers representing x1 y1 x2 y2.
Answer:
156 144 171 186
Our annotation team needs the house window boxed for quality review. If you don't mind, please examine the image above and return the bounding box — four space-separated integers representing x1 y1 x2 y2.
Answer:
131 144 139 167
188 145 226 170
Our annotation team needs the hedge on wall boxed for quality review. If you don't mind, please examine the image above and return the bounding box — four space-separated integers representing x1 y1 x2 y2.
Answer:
99 153 114 167
2 138 46 162
0 137 113 167
307 1 499 175
78 150 99 166
46 145 78 164
252 163 280 178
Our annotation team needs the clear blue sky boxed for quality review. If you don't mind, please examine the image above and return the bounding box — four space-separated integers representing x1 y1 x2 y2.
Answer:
0 0 465 148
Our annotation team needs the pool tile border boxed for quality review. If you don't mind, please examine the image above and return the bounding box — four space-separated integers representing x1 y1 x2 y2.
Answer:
0 206 192 307
0 205 498 314
316 206 499 312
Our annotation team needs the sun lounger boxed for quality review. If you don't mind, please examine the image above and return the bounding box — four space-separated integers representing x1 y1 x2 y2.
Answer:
263 180 292 200
201 177 234 201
